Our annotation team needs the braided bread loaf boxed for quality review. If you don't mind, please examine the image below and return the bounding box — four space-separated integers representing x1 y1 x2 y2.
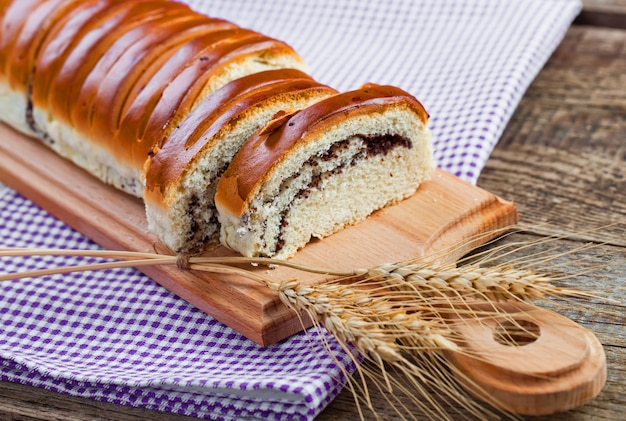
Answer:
0 0 306 195
0 0 434 258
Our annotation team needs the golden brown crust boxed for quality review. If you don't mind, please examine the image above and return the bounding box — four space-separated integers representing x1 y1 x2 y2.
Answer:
143 69 337 204
0 0 43 78
51 1 232 128
215 84 430 217
31 0 123 115
5 0 80 92
117 29 296 169
66 3 204 139
140 36 301 142
115 27 255 150
79 12 212 152
5 0 304 174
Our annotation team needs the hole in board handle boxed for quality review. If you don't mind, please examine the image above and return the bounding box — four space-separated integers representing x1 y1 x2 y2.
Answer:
493 319 541 347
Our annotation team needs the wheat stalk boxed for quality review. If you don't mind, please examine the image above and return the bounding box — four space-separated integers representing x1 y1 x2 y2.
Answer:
0 229 618 420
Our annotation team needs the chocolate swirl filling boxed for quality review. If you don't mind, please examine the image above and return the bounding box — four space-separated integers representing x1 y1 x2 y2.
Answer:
253 133 412 254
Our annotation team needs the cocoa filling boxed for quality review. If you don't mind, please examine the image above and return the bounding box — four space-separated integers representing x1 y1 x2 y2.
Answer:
184 192 220 254
265 133 412 254
25 85 54 146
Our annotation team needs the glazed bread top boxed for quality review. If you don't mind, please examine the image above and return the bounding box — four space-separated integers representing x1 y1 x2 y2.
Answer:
214 84 430 218
143 68 337 205
2 0 88 93
0 0 306 169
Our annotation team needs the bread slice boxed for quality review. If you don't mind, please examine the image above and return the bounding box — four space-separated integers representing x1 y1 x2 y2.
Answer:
143 69 337 255
215 84 434 259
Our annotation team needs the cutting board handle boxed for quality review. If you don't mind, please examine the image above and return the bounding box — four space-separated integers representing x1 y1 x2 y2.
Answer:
448 301 607 415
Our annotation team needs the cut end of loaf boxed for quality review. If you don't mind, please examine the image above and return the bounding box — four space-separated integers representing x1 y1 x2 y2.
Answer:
215 84 434 259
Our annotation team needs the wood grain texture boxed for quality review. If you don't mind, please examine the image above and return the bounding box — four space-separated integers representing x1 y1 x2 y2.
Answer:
0 17 624 421
582 0 626 14
477 25 626 246
449 301 607 416
476 27 626 421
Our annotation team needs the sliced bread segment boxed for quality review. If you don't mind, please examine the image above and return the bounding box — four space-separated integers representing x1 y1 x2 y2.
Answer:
215 84 434 259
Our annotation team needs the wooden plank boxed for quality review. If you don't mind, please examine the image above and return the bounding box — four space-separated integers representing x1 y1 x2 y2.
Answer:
574 11 626 30
476 25 626 246
0 122 517 346
582 0 626 14
471 27 626 419
0 379 197 421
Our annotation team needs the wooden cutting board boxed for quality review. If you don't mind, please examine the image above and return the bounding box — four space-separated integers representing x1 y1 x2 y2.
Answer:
0 123 518 345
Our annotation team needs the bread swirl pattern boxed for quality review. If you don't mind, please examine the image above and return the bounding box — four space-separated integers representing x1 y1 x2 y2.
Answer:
0 0 434 259
215 84 433 258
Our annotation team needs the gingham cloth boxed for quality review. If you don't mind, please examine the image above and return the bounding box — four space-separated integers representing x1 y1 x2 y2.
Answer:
0 1 581 420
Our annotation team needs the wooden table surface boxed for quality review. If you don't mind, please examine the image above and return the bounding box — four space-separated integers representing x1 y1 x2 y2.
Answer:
1 2 625 420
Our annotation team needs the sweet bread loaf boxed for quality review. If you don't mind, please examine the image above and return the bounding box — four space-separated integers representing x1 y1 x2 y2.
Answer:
0 0 434 260
0 0 306 196
215 84 434 259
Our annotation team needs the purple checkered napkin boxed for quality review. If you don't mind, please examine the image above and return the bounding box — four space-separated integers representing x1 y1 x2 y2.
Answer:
0 190 355 420
0 0 581 420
